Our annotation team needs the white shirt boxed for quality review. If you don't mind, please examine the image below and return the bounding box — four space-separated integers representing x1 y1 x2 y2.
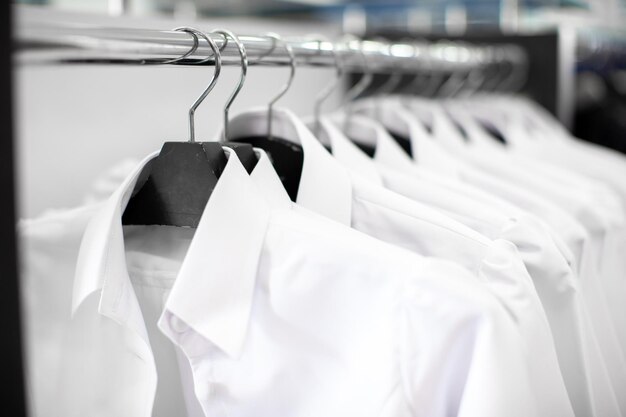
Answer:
314 114 617 417
20 148 543 417
440 102 626 403
493 101 626 362
469 100 626 341
330 109 589 271
225 107 574 417
332 101 626 417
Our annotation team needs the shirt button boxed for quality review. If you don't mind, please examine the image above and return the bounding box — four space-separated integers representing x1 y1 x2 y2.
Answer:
169 315 188 334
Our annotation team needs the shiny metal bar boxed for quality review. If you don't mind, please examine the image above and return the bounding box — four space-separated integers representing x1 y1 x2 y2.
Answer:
16 21 525 73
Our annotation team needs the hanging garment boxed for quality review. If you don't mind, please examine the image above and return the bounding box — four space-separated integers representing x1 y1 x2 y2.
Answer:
335 95 626 417
449 101 626 354
426 99 626 415
20 147 547 417
314 113 616 417
222 106 575 417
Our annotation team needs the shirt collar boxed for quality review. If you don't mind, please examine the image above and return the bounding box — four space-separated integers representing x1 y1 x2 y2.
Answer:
159 148 273 358
225 107 353 226
328 111 416 172
412 100 468 152
72 151 159 346
74 147 273 359
248 147 293 210
352 99 461 176
305 116 384 186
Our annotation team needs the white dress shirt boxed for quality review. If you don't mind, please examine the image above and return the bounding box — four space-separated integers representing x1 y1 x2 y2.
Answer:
334 107 590 271
463 101 626 345
441 102 626 394
336 100 626 417
225 107 574 417
313 114 618 417
20 147 545 417
406 99 626 412
489 101 626 363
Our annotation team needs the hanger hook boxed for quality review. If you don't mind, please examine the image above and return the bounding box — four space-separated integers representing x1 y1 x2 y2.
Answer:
308 35 342 138
211 29 248 141
342 36 374 132
377 42 405 96
150 28 200 65
173 27 222 143
405 40 433 98
451 43 485 98
342 37 374 104
457 46 488 97
436 41 472 98
264 32 296 141
400 42 421 107
368 39 403 120
496 45 528 93
368 38 403 97
481 45 507 93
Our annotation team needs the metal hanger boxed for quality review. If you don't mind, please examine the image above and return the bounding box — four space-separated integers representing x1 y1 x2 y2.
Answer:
122 26 228 228
367 39 395 121
495 45 528 93
139 27 200 65
436 41 473 98
402 42 424 108
226 33 302 201
370 40 413 120
420 43 446 98
374 40 405 96
176 27 223 142
264 32 296 141
310 35 343 138
342 36 374 133
211 29 248 141
452 45 488 98
403 40 432 99
210 29 260 173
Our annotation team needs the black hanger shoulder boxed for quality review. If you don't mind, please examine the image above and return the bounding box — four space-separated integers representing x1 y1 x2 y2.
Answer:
222 141 259 174
232 135 303 202
122 141 227 228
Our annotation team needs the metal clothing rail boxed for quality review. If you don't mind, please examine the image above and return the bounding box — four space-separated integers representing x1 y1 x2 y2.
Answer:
16 21 527 74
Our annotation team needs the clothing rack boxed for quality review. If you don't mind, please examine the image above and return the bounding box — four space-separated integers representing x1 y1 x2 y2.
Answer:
16 19 526 74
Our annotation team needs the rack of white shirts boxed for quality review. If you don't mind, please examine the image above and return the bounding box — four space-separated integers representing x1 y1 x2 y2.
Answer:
15 8 626 417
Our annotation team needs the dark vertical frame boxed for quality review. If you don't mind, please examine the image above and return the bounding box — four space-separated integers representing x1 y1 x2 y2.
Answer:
0 2 27 416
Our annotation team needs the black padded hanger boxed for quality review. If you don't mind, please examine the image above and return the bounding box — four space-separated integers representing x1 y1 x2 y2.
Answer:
223 141 259 174
234 136 303 201
123 27 226 228
122 142 226 227
232 33 304 201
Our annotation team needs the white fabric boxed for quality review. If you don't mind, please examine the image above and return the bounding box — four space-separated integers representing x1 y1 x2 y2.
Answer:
20 147 545 417
312 112 616 415
438 100 626 413
313 115 613 417
339 99 626 417
495 102 626 363
225 107 574 417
